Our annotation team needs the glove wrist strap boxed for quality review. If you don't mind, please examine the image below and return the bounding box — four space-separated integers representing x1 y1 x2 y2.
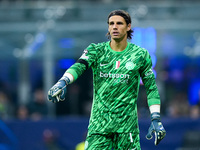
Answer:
151 112 161 121
60 76 70 85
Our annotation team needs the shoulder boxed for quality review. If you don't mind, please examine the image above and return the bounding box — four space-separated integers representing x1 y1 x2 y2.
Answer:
88 42 107 49
86 42 107 54
129 42 149 56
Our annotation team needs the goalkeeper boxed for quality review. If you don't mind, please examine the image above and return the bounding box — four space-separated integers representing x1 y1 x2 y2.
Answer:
48 9 166 150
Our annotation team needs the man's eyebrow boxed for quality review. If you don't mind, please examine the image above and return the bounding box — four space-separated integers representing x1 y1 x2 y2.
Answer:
117 21 123 24
109 21 124 24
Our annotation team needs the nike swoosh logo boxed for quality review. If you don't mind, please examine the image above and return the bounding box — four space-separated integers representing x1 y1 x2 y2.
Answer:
100 63 108 66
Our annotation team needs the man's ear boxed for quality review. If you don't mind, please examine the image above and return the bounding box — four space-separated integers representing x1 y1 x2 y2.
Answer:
127 23 131 31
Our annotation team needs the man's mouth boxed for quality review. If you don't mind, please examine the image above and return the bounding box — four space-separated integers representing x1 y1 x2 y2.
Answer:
112 32 119 36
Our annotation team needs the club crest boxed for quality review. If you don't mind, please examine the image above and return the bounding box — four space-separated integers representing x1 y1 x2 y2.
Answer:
125 61 135 70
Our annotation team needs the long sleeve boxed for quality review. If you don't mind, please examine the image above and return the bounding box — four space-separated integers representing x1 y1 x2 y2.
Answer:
139 49 161 106
65 43 97 81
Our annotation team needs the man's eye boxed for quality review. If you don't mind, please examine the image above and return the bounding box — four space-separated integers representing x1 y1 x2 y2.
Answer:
117 22 123 25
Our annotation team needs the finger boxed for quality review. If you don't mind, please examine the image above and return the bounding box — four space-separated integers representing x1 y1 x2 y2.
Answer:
146 133 153 140
160 130 166 139
60 86 66 101
52 89 62 97
51 96 59 103
146 129 153 140
154 132 158 145
56 96 60 102
47 94 53 101
155 131 166 145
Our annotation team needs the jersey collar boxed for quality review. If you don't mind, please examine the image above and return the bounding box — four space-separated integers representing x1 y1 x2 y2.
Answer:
107 41 130 54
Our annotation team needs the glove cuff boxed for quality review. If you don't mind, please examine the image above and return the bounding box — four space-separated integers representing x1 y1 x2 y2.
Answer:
60 76 70 85
151 112 161 121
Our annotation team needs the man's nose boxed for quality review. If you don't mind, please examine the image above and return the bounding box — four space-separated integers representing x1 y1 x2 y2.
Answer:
113 24 118 29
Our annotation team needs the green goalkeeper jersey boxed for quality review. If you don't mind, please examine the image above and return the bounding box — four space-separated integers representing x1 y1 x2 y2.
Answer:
66 41 160 134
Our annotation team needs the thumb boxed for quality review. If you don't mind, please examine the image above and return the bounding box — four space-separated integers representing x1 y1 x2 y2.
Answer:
146 126 154 140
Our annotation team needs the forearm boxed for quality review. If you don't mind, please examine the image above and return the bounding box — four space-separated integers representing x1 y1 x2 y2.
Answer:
47 60 87 103
61 60 88 84
142 76 161 106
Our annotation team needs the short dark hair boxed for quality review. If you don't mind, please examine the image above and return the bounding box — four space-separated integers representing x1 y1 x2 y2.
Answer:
106 10 134 40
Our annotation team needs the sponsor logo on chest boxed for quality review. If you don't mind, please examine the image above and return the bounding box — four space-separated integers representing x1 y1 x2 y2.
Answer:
99 60 136 84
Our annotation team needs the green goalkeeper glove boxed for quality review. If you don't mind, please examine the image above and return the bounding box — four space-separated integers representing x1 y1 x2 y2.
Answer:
146 112 166 145
47 76 70 103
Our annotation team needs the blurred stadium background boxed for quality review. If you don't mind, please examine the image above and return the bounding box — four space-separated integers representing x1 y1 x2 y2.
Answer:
0 0 200 150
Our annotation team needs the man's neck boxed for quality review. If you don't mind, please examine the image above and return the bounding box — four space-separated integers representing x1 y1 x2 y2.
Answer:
110 38 128 52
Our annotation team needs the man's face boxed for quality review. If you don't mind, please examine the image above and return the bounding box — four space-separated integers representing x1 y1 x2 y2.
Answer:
108 15 131 41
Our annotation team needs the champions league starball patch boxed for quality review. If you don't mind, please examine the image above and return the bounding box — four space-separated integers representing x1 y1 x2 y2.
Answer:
83 49 88 55
80 49 89 60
